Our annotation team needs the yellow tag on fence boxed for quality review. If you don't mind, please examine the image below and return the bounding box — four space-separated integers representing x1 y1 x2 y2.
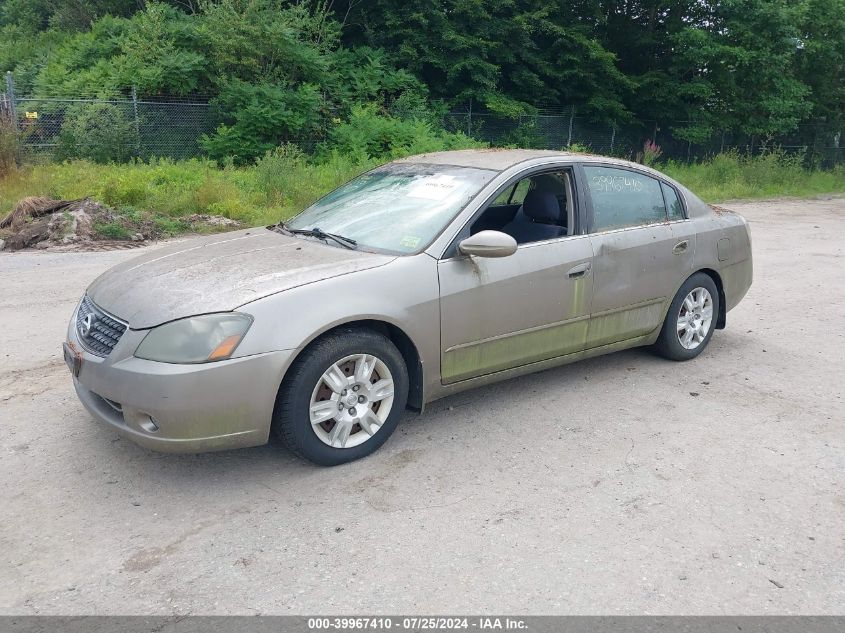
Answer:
25 111 38 119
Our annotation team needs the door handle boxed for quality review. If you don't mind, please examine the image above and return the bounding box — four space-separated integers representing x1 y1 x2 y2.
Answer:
672 240 689 254
567 262 591 279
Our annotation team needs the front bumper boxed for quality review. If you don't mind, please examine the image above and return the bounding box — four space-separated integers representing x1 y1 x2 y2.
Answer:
67 314 295 453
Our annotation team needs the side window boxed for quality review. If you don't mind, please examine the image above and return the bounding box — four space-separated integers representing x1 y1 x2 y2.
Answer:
510 179 530 205
584 166 667 232
467 169 572 243
489 184 514 207
490 179 530 207
662 182 685 220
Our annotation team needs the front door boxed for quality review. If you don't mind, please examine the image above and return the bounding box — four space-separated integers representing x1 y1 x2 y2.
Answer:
438 236 594 383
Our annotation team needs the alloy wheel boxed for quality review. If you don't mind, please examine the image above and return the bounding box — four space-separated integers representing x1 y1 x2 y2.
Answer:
676 287 714 349
308 354 395 448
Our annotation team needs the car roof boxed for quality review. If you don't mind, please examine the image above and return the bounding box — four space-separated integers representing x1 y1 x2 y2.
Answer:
394 148 648 172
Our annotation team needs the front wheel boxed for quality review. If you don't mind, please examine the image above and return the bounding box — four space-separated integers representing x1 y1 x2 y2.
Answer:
273 328 409 465
654 272 719 361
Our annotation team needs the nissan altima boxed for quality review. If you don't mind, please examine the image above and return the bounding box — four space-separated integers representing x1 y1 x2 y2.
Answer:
65 149 753 465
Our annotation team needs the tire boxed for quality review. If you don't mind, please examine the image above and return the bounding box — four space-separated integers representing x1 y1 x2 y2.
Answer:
654 272 720 361
273 328 409 466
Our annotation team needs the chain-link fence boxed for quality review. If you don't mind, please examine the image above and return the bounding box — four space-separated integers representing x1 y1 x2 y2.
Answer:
444 107 844 167
2 73 842 166
4 98 219 162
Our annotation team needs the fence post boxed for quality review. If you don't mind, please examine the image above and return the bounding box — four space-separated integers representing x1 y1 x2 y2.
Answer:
5 71 18 131
810 122 820 165
131 85 141 155
4 71 22 164
567 105 575 147
610 125 616 154
467 99 472 137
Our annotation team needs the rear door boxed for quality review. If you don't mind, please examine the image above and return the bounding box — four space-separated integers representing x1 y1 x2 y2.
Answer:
581 164 694 349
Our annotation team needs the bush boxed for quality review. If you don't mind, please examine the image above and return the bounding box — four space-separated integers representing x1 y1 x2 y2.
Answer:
0 118 19 176
501 117 548 149
200 81 322 165
567 142 591 153
325 104 484 161
253 143 308 206
56 103 140 163
93 221 133 239
100 172 148 206
255 144 376 213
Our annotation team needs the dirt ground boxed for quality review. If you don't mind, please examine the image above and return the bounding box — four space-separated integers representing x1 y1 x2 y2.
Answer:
0 197 843 615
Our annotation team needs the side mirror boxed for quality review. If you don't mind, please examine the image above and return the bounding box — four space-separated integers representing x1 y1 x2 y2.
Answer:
458 230 518 258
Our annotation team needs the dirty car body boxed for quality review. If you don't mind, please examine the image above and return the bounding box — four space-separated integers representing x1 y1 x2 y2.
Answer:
66 150 752 464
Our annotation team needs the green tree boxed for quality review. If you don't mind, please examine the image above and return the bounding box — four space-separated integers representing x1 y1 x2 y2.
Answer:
670 0 810 141
1 0 840 159
568 1 706 125
796 0 845 131
335 0 632 121
113 3 207 95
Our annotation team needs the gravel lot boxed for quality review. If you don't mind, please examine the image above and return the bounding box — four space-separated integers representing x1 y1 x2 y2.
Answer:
1 197 843 615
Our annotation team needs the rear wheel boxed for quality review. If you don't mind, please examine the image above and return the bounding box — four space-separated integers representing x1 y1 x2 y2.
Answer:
273 328 408 465
654 272 719 361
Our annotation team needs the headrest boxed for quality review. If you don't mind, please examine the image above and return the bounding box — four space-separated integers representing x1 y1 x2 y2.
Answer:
522 190 560 223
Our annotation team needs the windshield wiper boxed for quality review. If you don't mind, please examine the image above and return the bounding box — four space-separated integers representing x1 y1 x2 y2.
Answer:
275 222 357 250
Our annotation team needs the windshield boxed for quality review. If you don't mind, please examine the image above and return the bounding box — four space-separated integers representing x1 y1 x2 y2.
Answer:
286 163 497 253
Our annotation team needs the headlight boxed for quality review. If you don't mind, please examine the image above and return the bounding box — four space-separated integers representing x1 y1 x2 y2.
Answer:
134 313 253 364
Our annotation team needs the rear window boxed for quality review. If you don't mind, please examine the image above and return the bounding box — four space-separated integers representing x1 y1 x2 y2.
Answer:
662 183 685 221
585 166 668 231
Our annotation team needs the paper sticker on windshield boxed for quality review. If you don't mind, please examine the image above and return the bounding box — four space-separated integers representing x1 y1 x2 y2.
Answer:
406 175 458 201
400 235 421 249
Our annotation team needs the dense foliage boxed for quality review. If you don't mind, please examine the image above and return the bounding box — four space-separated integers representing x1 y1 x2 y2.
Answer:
1 0 843 162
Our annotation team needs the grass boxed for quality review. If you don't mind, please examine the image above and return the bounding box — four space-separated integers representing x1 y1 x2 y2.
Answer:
0 150 378 228
660 150 845 202
1 150 843 235
92 220 133 240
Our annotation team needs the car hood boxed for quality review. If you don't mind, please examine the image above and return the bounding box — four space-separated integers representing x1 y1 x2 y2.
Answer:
87 228 395 329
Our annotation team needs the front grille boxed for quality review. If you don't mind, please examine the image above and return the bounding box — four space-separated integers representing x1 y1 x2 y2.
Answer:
76 295 127 357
